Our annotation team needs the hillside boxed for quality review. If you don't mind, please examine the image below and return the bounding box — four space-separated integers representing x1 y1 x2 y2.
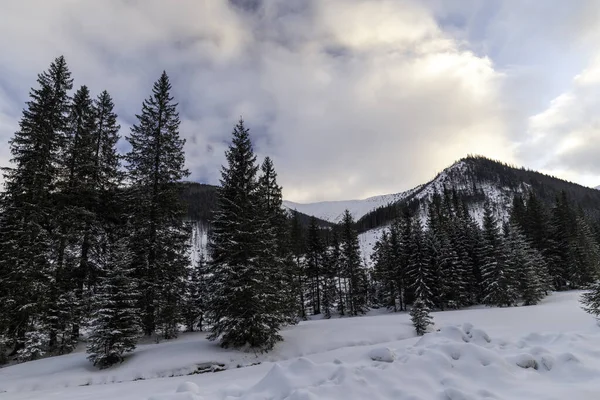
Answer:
281 156 600 234
178 182 333 258
356 156 600 233
282 190 417 223
177 182 331 229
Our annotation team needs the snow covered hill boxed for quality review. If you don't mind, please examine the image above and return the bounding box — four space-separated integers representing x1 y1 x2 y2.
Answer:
292 157 600 265
287 159 527 226
282 189 418 223
3 291 600 400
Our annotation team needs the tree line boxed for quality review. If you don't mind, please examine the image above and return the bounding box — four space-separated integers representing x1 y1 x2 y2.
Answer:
0 57 190 367
370 188 600 333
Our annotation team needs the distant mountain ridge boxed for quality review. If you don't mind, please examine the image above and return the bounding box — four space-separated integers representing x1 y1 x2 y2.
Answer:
282 190 416 223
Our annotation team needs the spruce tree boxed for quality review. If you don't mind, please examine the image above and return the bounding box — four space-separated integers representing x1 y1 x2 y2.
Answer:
340 210 367 315
322 228 340 318
182 253 208 332
481 204 514 307
257 157 297 323
255 157 295 324
503 223 544 305
48 84 98 354
581 281 600 322
87 230 140 369
372 230 396 310
410 298 433 336
0 56 72 358
125 71 190 338
548 191 578 289
407 218 434 307
289 210 307 319
306 217 323 315
207 119 285 351
572 213 600 286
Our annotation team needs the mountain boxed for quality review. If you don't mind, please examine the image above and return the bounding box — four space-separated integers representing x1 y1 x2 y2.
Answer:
282 191 416 223
179 156 600 263
286 156 600 264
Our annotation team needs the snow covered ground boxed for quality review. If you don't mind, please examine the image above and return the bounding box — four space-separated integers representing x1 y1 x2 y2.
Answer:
3 291 600 400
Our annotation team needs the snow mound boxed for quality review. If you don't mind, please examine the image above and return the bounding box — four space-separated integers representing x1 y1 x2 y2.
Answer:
368 347 395 362
155 323 600 400
176 381 200 394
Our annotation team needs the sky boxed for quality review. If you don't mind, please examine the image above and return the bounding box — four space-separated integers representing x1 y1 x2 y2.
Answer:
1 0 600 203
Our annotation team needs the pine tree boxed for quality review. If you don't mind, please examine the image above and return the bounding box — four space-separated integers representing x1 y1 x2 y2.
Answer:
410 298 433 336
125 72 190 338
503 223 545 305
372 230 396 310
322 228 340 318
48 84 98 354
340 210 367 315
255 157 295 324
481 204 514 307
0 56 73 358
182 253 208 332
87 231 140 369
548 191 578 290
207 119 285 351
572 213 600 287
306 217 323 315
395 212 414 311
407 218 434 308
289 210 307 319
581 281 600 322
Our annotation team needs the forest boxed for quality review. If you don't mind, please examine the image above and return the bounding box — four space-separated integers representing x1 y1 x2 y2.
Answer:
1 56 600 369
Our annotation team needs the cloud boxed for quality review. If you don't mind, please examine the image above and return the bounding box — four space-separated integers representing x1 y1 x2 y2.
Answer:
0 0 598 201
518 55 600 187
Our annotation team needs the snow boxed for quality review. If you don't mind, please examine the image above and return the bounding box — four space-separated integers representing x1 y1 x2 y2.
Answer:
368 347 395 362
4 291 600 400
283 188 418 223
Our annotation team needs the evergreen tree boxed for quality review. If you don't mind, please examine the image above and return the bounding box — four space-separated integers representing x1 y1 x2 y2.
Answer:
0 56 73 358
306 217 323 315
395 212 413 310
572 213 600 286
48 85 98 354
87 230 140 369
182 253 208 332
256 157 296 324
407 218 434 307
548 191 578 289
372 230 395 310
125 72 190 338
503 223 546 305
410 298 433 336
289 210 307 319
481 204 515 307
207 119 285 351
340 210 367 315
581 281 600 322
322 228 340 318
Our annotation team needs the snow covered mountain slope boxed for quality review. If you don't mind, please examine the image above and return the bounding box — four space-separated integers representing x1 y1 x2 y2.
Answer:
282 188 419 223
289 157 600 233
282 159 526 226
4 291 600 400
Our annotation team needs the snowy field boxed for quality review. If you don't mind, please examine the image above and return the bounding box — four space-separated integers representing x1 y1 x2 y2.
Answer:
3 291 600 399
